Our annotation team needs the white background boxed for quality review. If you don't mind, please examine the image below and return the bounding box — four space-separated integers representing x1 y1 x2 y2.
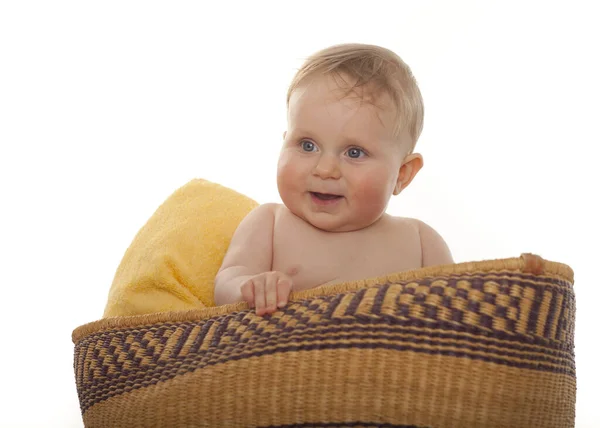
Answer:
1 1 598 427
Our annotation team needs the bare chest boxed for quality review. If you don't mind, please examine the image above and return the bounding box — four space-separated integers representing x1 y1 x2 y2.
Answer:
271 211 422 292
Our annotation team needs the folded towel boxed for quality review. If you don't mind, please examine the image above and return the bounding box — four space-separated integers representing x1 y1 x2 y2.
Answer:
103 179 258 317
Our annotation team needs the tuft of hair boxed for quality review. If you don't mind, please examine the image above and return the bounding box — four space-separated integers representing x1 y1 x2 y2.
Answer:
287 43 424 152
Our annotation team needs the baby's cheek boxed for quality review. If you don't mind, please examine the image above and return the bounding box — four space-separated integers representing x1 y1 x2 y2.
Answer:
278 155 300 183
279 157 313 201
355 174 390 205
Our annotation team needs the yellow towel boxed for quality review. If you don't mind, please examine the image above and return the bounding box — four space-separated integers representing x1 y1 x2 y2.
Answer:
103 179 258 318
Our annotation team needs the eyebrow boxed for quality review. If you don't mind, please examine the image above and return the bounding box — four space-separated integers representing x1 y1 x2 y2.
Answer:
291 128 315 138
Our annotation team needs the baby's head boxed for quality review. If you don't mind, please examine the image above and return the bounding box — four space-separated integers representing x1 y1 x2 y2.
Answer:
277 43 425 232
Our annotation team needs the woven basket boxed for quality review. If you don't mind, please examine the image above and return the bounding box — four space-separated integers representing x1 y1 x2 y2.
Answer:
72 254 576 428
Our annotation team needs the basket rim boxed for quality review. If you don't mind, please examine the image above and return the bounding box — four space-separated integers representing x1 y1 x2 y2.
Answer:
72 253 573 344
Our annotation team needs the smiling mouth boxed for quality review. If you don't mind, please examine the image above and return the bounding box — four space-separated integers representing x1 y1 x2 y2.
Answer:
310 192 343 201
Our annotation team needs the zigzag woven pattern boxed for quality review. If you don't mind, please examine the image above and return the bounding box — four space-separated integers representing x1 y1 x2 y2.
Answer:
72 255 576 428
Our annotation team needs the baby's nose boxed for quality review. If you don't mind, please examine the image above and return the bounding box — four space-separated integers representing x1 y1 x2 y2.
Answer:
313 155 341 179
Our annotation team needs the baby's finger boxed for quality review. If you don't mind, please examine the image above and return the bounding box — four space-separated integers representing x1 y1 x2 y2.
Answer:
265 273 278 313
277 279 292 308
240 281 255 308
253 279 267 316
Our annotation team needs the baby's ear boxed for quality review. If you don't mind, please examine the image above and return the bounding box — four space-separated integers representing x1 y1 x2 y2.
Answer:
394 153 423 195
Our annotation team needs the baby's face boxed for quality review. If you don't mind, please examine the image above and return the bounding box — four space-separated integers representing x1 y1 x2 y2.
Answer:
277 74 411 232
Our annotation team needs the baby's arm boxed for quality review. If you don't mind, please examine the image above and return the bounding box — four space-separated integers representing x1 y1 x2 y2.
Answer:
416 220 454 267
214 203 276 306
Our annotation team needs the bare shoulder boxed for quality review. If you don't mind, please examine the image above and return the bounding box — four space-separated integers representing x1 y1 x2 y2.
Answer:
391 216 454 267
238 202 282 225
385 215 419 232
233 202 281 239
218 203 280 274
383 215 421 238
414 218 454 267
252 202 280 215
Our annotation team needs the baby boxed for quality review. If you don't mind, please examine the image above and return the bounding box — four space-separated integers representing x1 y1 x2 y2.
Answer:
214 43 453 315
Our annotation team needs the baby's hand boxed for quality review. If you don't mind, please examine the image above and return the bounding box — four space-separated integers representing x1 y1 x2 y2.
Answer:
240 272 293 316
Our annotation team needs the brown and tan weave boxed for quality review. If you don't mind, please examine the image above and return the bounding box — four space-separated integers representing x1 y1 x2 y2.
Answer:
72 254 576 428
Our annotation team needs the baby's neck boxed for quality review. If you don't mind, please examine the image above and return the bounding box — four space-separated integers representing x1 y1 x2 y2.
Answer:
285 205 390 234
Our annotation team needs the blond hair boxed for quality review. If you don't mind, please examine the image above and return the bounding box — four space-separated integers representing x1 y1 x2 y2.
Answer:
287 43 424 152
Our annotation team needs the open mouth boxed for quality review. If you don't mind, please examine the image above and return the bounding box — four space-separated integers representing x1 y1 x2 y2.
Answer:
310 192 343 201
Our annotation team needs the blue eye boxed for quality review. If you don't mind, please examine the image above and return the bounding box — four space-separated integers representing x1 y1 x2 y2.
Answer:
301 140 316 152
347 148 365 158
